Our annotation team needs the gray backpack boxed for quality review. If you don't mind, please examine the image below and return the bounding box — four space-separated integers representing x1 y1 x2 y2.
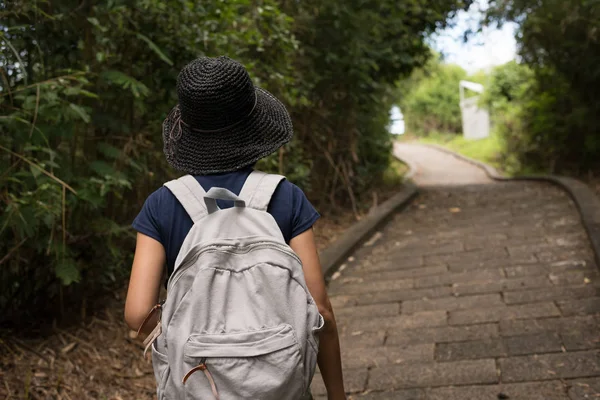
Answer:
141 171 324 400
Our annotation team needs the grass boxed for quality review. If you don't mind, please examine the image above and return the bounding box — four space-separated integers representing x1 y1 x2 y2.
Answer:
383 157 410 186
407 131 505 172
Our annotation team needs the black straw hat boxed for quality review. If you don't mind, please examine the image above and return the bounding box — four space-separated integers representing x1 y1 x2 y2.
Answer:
162 56 294 175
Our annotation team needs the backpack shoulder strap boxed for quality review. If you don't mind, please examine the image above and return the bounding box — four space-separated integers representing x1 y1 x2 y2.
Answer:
164 175 208 223
239 170 285 212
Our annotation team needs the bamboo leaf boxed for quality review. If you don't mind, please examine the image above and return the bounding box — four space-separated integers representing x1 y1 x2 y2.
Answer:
136 33 173 66
69 104 91 123
55 259 81 286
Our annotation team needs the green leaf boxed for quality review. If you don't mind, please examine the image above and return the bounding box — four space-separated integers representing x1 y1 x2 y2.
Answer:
101 70 149 98
69 104 91 123
136 33 173 66
90 160 116 176
87 17 108 32
97 143 123 159
55 259 81 286
30 164 42 178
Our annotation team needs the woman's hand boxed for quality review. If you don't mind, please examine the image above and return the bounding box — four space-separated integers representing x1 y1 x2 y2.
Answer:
124 233 166 333
290 229 346 400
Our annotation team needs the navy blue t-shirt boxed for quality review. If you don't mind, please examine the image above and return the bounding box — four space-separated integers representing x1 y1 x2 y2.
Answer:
132 167 320 283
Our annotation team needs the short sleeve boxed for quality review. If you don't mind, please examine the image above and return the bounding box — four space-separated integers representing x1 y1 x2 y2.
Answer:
290 183 320 239
132 190 163 244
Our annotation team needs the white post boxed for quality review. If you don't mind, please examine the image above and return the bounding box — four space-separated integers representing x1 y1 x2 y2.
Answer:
459 80 490 140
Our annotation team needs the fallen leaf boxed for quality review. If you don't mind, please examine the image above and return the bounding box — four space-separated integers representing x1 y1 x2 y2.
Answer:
364 232 383 247
61 342 77 354
449 207 461 213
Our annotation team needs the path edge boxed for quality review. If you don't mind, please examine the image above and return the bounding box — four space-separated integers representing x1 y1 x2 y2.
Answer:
423 142 600 268
319 175 419 280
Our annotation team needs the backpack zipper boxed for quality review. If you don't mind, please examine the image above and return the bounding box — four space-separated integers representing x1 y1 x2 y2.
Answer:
183 358 220 399
167 241 300 292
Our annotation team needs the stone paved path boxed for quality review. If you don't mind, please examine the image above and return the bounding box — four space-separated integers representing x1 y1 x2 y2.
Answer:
312 144 600 399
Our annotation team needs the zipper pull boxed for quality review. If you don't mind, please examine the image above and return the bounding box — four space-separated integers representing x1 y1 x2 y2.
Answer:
182 359 207 384
182 358 220 399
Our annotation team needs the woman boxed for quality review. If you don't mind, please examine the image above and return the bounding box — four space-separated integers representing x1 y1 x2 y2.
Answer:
124 56 345 399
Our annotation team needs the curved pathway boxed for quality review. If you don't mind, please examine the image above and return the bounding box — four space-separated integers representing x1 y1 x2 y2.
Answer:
313 143 600 399
393 142 492 186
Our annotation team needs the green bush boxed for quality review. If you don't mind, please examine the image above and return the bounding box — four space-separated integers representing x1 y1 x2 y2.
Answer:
486 0 600 175
397 55 468 135
0 0 471 325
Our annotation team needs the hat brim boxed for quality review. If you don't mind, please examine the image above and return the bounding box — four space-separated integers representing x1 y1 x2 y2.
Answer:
162 87 293 175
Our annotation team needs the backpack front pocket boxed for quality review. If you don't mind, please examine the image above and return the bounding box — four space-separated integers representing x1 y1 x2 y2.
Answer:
182 324 305 400
151 341 171 400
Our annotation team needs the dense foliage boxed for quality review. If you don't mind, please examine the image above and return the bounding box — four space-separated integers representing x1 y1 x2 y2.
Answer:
485 0 600 174
1 1 470 325
396 54 468 135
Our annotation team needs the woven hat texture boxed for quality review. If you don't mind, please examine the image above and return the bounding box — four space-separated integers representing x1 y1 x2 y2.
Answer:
162 56 293 175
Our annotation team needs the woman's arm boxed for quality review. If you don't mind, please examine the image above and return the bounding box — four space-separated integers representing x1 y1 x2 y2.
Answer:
124 232 166 333
290 229 346 400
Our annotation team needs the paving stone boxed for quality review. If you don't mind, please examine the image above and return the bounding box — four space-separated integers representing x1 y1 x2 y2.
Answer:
508 243 555 258
424 248 508 267
329 278 414 295
311 367 368 395
449 303 561 325
353 265 447 281
428 381 569 400
548 259 592 273
357 256 424 272
504 286 599 305
386 323 499 346
504 332 563 355
537 248 595 263
453 276 552 295
389 241 464 257
335 303 400 319
353 388 426 399
340 331 386 349
504 264 548 278
499 315 600 336
568 377 600 400
549 270 598 286
338 311 447 333
546 232 588 247
368 359 497 390
464 235 509 251
561 328 600 351
330 295 358 308
449 255 539 272
557 298 600 316
500 351 600 382
342 344 434 368
355 286 453 306
435 338 506 361
414 269 504 289
402 294 503 314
